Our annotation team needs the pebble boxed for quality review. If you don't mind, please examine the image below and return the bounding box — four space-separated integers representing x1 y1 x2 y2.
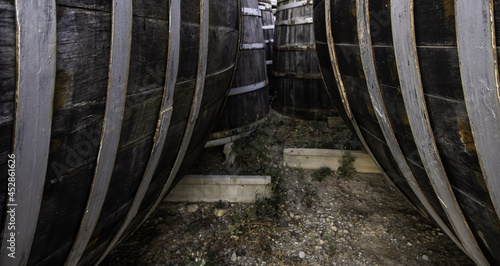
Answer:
422 254 429 261
186 204 198 213
214 209 227 217
299 251 306 258
406 242 413 247
231 251 237 262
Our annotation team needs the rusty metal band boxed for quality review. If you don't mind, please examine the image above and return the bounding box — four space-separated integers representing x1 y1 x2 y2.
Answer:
94 0 181 264
0 1 56 265
276 16 313 26
65 1 132 265
274 44 315 51
356 0 465 255
276 0 311 12
242 7 261 17
229 79 268 96
262 25 274 30
391 1 487 264
271 71 322 79
456 0 500 222
141 0 210 238
240 43 266 50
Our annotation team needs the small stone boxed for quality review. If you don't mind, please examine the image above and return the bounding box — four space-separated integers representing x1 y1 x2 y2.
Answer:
319 240 324 245
299 251 306 258
214 209 227 217
187 204 198 213
175 250 181 255
231 251 237 262
290 213 295 218
406 242 413 247
422 254 429 261
332 226 338 232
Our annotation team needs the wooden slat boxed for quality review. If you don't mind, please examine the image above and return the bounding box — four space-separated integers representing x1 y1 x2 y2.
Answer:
356 0 464 254
0 1 56 265
323 0 391 188
455 0 500 221
93 0 181 264
390 1 487 264
64 1 132 265
133 0 210 247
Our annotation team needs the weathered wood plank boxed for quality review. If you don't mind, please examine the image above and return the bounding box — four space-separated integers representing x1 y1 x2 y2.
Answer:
391 1 487 264
357 0 462 253
273 0 333 118
456 0 500 223
0 1 57 265
65 1 132 265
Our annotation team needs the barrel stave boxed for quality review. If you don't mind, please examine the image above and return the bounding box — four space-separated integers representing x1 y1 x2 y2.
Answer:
0 0 239 264
0 0 15 234
314 0 500 263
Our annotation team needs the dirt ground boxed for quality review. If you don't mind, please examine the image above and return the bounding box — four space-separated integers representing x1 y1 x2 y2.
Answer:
102 110 474 265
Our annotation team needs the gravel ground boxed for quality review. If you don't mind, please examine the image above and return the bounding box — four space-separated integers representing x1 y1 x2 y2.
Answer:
102 111 474 265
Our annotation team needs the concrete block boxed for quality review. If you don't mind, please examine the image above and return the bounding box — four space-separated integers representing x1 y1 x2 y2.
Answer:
283 148 381 173
165 175 271 203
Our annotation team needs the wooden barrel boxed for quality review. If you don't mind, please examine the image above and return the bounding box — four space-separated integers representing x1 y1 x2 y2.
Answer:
0 0 239 265
272 0 335 119
259 0 274 83
209 0 269 146
314 0 500 264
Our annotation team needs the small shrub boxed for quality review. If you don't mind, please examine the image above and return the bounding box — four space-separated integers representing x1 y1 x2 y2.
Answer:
337 152 356 178
312 167 332 182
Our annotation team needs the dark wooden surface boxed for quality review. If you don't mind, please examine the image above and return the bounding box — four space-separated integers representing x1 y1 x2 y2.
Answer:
313 0 500 264
212 0 269 136
260 0 274 83
272 0 335 120
0 0 238 265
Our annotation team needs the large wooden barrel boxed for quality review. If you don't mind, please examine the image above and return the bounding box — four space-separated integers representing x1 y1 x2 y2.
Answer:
0 0 239 265
314 0 500 264
259 0 275 83
209 0 269 146
272 0 335 119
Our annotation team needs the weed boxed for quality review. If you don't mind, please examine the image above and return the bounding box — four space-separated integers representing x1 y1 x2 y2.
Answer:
228 224 242 238
296 167 305 181
337 152 356 178
326 233 337 256
303 184 316 209
190 250 217 266
312 167 332 182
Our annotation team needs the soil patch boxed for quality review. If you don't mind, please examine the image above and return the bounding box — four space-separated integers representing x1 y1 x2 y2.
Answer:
102 110 473 265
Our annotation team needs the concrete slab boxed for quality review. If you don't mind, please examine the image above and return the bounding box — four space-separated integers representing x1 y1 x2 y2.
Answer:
283 148 381 173
165 175 271 203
